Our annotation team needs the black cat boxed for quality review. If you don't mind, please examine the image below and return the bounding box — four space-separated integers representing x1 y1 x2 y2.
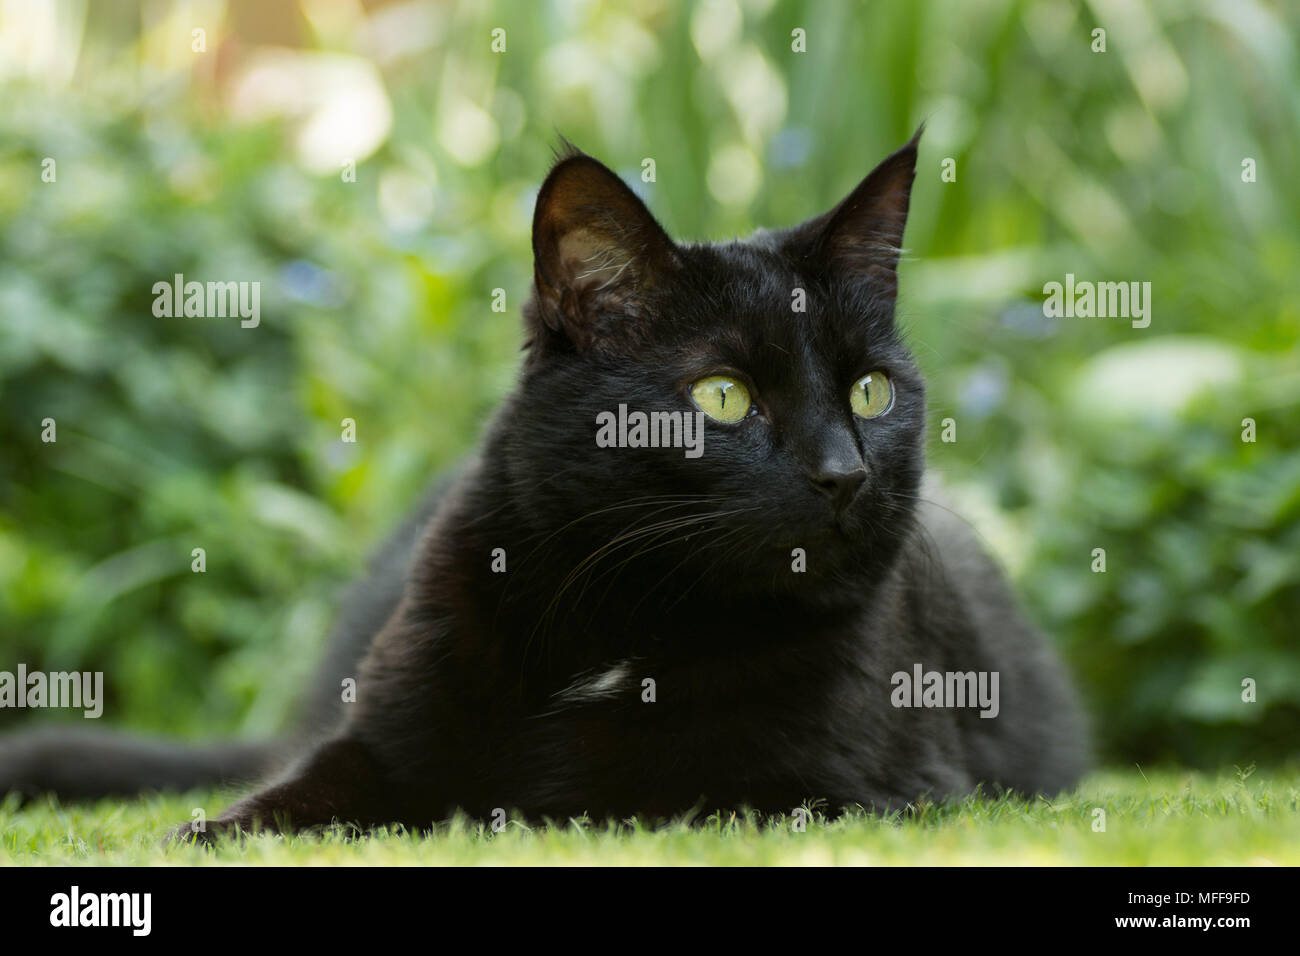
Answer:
0 132 1088 838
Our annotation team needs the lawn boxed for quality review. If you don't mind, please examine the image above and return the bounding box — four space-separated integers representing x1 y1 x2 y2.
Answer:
3 766 1297 866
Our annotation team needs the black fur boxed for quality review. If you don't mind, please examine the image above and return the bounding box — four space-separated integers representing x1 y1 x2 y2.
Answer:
0 134 1088 837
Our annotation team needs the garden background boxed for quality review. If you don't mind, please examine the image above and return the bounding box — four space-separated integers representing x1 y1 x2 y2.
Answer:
1 0 1297 776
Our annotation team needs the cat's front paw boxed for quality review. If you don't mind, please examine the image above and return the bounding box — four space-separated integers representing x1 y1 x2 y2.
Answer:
162 818 238 849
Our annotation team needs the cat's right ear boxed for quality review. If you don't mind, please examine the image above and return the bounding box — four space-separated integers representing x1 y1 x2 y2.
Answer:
529 150 679 351
785 127 922 296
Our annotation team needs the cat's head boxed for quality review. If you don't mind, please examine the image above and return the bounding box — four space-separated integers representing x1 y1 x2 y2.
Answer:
503 133 926 610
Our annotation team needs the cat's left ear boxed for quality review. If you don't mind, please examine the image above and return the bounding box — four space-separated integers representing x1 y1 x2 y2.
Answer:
787 126 922 294
530 149 679 351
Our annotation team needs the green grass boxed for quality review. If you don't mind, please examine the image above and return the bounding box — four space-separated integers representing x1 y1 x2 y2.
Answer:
3 766 1298 866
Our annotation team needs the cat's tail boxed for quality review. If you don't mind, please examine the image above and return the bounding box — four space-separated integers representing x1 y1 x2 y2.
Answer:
0 727 286 803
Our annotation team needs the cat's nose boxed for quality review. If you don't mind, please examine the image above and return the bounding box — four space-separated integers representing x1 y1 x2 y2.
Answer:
810 465 867 511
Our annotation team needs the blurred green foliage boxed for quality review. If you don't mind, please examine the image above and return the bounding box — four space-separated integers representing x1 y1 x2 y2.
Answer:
0 0 1296 765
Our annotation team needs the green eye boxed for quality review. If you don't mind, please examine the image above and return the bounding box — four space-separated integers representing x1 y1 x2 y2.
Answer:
690 375 752 423
850 371 894 419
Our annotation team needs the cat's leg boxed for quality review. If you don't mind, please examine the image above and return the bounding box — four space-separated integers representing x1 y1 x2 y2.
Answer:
163 736 393 845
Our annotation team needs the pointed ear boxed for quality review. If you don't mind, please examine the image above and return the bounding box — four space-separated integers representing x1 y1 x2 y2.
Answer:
530 149 679 350
787 127 921 293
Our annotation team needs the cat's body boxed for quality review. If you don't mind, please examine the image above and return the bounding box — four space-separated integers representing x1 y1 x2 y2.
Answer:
0 133 1088 836
330 463 1082 826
